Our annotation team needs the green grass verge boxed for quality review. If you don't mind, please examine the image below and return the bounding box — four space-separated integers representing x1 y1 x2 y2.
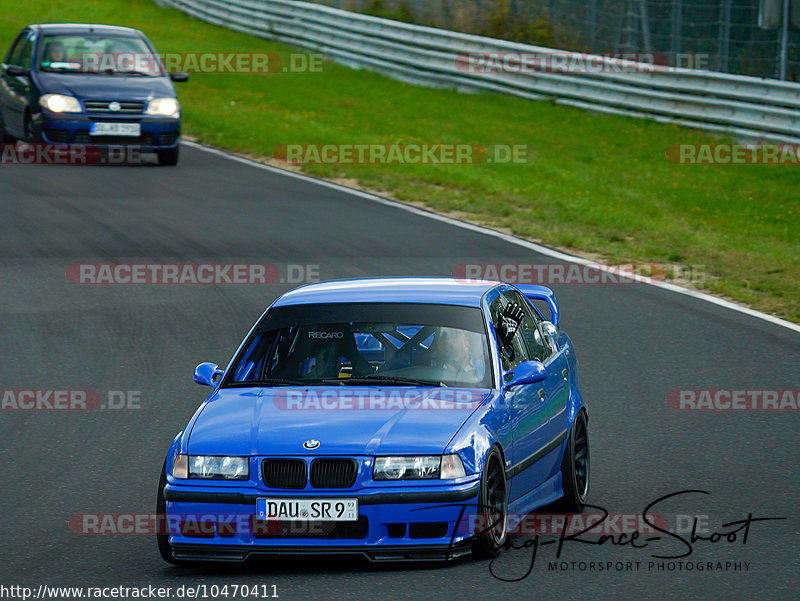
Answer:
3 0 798 322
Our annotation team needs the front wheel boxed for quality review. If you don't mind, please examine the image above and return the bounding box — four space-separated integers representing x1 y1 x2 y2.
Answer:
557 410 590 512
0 109 15 143
24 113 40 143
157 146 179 166
471 447 508 558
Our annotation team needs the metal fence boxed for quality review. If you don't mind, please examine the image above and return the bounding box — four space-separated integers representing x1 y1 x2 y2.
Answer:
158 0 800 143
314 0 800 80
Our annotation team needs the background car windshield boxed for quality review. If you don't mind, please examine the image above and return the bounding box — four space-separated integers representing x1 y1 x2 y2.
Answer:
226 303 492 388
38 34 162 75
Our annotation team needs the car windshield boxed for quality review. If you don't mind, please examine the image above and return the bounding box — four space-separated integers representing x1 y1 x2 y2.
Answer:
37 34 162 76
225 302 493 389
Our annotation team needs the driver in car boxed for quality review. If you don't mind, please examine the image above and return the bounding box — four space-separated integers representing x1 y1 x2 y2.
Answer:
43 41 67 65
417 327 479 382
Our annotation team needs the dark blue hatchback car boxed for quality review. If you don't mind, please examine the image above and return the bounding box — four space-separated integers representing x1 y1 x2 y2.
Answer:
0 24 188 165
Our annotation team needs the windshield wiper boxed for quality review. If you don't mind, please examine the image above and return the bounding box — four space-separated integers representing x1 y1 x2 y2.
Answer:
330 375 448 387
227 377 311 387
101 68 157 77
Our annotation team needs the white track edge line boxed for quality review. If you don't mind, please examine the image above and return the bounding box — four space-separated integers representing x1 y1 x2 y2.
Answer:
183 140 800 335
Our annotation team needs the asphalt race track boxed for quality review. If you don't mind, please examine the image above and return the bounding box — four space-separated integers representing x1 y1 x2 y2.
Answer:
1 144 798 600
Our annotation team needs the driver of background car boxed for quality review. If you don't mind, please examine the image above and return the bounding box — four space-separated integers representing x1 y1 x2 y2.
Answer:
43 40 66 65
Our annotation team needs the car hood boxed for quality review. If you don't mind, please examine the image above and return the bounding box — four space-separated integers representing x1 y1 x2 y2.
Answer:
187 386 491 457
35 72 174 101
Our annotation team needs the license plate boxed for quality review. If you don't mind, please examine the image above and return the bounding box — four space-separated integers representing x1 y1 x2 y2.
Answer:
256 498 358 522
90 122 140 136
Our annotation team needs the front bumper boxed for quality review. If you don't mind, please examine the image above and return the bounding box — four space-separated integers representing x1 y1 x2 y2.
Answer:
170 542 473 563
34 112 180 149
163 479 482 562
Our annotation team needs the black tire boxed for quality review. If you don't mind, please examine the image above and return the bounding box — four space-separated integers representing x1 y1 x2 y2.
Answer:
0 109 15 143
157 146 179 166
471 447 508 559
556 410 590 512
24 113 40 143
156 463 185 565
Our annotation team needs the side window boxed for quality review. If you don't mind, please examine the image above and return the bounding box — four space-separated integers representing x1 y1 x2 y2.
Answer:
509 291 550 362
490 293 532 371
18 35 34 70
5 32 28 66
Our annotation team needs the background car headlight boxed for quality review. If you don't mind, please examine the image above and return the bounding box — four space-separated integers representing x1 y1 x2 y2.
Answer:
39 94 81 113
172 455 249 480
146 97 180 117
373 454 466 480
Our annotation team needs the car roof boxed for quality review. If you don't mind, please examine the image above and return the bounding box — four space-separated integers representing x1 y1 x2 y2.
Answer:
272 277 501 308
30 23 142 36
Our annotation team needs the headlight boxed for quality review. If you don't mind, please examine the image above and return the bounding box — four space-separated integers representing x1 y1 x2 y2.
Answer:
171 454 249 480
39 94 81 113
373 454 466 480
146 97 180 117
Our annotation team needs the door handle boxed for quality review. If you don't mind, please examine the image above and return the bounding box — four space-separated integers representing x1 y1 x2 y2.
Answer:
561 368 568 380
537 388 546 400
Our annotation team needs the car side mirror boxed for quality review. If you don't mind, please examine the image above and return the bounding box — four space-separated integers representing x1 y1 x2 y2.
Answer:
505 360 547 388
169 72 189 82
6 65 29 77
194 362 224 386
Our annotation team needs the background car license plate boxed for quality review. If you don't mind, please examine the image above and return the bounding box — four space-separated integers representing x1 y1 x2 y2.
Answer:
90 122 141 136
256 498 358 521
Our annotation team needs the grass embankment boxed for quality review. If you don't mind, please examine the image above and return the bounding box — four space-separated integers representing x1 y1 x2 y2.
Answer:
2 0 798 321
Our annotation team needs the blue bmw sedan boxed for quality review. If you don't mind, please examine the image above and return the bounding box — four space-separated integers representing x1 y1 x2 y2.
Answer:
0 24 187 165
158 278 590 563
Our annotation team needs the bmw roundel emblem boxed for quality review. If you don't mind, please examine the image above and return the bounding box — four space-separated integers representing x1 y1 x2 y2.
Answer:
303 439 320 450
108 101 121 112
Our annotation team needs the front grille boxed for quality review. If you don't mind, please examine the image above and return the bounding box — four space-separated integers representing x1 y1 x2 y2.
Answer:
250 515 368 539
159 132 179 146
84 100 144 114
262 459 307 489
310 458 358 488
72 132 155 146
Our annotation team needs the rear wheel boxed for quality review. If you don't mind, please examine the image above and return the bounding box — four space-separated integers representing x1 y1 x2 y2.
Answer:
472 447 508 558
556 410 589 512
157 146 179 166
